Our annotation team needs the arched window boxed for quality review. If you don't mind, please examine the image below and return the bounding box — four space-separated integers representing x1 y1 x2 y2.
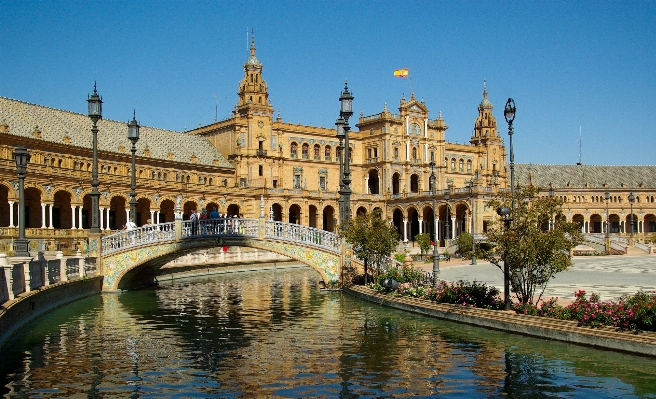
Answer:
325 145 332 160
412 147 418 160
451 158 456 171
459 159 464 171
290 142 298 158
302 143 309 159
314 144 320 159
467 160 472 172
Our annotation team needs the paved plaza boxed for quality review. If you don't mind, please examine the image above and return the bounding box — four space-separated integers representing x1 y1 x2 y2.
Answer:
417 255 656 303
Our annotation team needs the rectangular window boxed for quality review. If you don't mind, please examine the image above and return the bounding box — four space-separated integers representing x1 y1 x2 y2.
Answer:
258 165 263 176
272 179 278 188
294 175 301 189
320 176 326 190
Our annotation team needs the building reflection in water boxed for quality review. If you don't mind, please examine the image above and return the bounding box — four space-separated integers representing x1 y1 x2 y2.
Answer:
1 267 655 397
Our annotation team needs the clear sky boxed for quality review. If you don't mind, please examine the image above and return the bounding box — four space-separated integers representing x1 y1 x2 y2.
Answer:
1 1 654 166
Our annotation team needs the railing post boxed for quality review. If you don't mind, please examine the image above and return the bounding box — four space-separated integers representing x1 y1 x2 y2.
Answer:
0 254 13 301
42 260 49 287
22 260 31 293
77 250 85 277
56 251 67 282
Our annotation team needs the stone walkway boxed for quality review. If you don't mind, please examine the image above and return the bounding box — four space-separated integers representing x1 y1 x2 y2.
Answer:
416 255 656 303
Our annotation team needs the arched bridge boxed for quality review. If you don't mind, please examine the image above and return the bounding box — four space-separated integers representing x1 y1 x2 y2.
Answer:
100 217 347 291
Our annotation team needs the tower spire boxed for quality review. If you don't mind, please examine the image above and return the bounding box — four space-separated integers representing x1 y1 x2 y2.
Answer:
250 29 256 57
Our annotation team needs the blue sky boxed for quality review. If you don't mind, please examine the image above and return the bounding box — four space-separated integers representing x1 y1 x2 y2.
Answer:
1 1 654 165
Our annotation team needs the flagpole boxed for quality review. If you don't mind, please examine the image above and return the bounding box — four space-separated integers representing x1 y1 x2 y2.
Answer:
409 71 413 96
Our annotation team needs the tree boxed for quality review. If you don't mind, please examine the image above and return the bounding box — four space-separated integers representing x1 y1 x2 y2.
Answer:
341 210 399 284
414 233 431 259
485 185 583 305
455 231 473 258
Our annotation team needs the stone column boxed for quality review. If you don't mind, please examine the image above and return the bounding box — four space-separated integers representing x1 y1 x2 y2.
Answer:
48 204 54 228
77 206 83 229
41 203 47 228
403 218 408 242
99 207 105 230
365 177 369 194
418 219 423 234
71 205 77 229
8 201 15 227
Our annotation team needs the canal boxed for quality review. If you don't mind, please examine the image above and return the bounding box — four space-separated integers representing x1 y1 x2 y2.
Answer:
1 266 655 398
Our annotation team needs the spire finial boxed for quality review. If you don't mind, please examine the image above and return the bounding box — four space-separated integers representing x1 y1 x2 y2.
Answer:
483 79 487 97
250 29 256 56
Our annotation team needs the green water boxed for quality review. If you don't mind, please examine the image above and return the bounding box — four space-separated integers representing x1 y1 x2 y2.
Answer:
1 266 655 398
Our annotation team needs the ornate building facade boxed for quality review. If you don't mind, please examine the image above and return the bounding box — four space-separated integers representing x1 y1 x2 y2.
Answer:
1 36 655 255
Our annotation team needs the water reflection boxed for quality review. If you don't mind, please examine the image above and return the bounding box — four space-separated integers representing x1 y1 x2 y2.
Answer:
1 266 655 398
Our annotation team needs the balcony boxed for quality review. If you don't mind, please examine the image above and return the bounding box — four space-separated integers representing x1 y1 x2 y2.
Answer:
256 149 267 157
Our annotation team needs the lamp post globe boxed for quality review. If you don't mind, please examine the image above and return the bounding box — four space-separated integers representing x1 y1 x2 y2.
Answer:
13 146 31 257
87 83 103 234
128 111 140 224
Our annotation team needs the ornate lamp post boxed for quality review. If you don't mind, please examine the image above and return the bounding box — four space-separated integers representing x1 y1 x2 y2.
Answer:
605 188 611 253
504 98 516 214
429 161 439 281
127 111 140 224
87 83 103 234
629 191 635 242
13 146 31 257
336 82 353 231
444 189 450 241
549 184 555 230
502 98 516 311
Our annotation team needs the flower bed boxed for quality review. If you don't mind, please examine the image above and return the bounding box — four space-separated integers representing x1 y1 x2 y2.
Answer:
371 265 656 332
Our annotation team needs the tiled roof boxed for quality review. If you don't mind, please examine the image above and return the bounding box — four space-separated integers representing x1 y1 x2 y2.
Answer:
0 96 232 168
514 164 656 189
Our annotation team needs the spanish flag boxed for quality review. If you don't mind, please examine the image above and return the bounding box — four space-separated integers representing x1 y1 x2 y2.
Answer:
394 68 409 78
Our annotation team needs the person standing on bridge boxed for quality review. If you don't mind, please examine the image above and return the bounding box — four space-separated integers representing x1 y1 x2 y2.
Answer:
190 209 199 235
210 207 220 234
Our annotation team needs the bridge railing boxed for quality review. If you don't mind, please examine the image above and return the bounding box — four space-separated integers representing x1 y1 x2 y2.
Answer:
265 220 341 252
584 234 626 252
1 254 97 304
181 218 259 238
102 222 176 255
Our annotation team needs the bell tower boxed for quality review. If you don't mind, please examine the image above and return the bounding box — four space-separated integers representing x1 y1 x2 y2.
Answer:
236 31 272 117
470 81 500 145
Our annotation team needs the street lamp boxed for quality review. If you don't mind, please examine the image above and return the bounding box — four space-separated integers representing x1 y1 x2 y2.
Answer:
497 206 513 310
336 82 353 231
469 181 477 265
444 189 450 240
429 161 439 282
87 83 103 234
504 98 516 213
629 191 635 240
127 111 140 224
548 184 555 231
13 146 31 257
503 98 516 312
605 188 611 253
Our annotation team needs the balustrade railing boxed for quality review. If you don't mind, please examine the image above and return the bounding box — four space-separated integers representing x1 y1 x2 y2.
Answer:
102 222 176 255
1 254 98 304
181 218 259 238
265 221 340 252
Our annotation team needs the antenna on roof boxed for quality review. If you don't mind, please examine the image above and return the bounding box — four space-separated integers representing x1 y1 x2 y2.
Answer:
576 126 582 166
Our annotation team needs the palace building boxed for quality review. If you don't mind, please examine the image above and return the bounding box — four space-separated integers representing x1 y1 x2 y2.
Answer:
1 36 655 255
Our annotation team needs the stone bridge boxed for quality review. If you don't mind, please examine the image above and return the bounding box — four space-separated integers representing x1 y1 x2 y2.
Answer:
100 216 348 291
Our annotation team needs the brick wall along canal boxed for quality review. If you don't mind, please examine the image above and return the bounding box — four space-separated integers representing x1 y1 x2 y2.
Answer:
1 266 656 398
